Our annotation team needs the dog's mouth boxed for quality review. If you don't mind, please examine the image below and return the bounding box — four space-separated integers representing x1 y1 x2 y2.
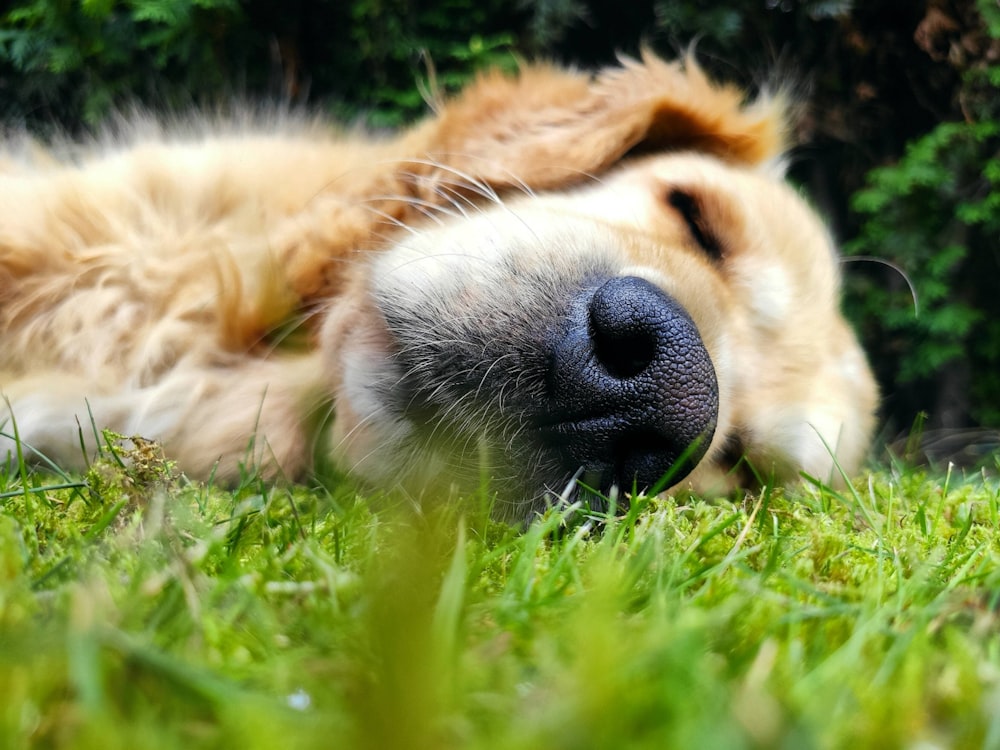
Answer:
535 418 714 498
366 272 719 509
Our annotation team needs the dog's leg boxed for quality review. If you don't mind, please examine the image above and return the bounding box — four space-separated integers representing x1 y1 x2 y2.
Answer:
0 354 329 482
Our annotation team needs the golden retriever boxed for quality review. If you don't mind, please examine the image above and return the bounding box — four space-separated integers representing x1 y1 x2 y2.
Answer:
0 53 877 515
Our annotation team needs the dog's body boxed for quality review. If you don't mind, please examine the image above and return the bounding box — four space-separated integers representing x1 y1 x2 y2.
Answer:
0 54 877 514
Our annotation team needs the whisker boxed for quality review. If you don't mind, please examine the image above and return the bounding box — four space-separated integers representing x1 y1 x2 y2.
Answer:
358 205 426 234
841 255 920 317
358 193 462 220
397 159 504 204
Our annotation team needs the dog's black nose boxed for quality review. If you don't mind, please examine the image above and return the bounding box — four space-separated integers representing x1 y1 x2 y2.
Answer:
544 275 719 492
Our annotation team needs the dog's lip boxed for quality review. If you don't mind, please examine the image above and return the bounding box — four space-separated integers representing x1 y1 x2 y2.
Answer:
532 411 715 493
532 412 613 432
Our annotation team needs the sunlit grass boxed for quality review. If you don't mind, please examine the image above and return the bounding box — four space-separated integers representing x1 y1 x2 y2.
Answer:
2 436 1000 748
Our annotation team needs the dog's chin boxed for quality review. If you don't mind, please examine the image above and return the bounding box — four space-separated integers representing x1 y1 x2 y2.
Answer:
329 405 700 520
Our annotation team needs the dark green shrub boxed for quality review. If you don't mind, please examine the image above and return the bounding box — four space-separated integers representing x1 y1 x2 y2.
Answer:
846 0 1000 429
0 0 250 128
0 0 524 130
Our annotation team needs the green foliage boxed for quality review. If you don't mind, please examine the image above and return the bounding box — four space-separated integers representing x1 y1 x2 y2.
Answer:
846 78 1000 425
335 0 519 127
977 0 1000 38
515 0 586 51
0 0 524 130
651 0 852 66
0 0 247 127
653 0 749 47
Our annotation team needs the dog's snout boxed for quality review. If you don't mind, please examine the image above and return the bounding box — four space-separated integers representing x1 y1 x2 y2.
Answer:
545 275 719 491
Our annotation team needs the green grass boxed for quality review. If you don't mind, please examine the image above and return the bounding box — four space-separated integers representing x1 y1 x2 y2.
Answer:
2 437 1000 749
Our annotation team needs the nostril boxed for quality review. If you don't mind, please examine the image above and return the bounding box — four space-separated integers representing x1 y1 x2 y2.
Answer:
591 326 656 380
589 276 667 379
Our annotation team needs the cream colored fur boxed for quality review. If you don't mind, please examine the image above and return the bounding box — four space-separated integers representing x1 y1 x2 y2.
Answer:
0 53 877 510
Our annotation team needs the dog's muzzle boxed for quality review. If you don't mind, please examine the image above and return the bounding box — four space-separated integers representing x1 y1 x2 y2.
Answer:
540 275 719 492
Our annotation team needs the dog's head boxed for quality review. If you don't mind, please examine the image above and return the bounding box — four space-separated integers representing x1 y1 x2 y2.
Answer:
318 54 877 515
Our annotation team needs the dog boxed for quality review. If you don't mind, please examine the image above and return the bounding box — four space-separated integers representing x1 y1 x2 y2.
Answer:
0 53 877 516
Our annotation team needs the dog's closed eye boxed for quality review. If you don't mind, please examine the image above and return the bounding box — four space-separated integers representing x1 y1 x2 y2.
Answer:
667 188 723 262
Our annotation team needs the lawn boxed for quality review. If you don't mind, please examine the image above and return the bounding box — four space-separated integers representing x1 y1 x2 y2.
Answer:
2 435 999 749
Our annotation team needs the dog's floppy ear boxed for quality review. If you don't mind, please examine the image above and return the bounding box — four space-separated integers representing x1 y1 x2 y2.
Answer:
416 51 789 192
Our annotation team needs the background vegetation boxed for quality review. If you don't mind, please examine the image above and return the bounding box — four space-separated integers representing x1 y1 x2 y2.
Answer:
2 0 1000 446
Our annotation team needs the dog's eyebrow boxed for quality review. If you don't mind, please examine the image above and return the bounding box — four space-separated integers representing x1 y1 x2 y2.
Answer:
666 188 723 262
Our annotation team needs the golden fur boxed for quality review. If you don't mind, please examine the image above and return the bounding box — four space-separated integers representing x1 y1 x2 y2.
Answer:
0 53 877 514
